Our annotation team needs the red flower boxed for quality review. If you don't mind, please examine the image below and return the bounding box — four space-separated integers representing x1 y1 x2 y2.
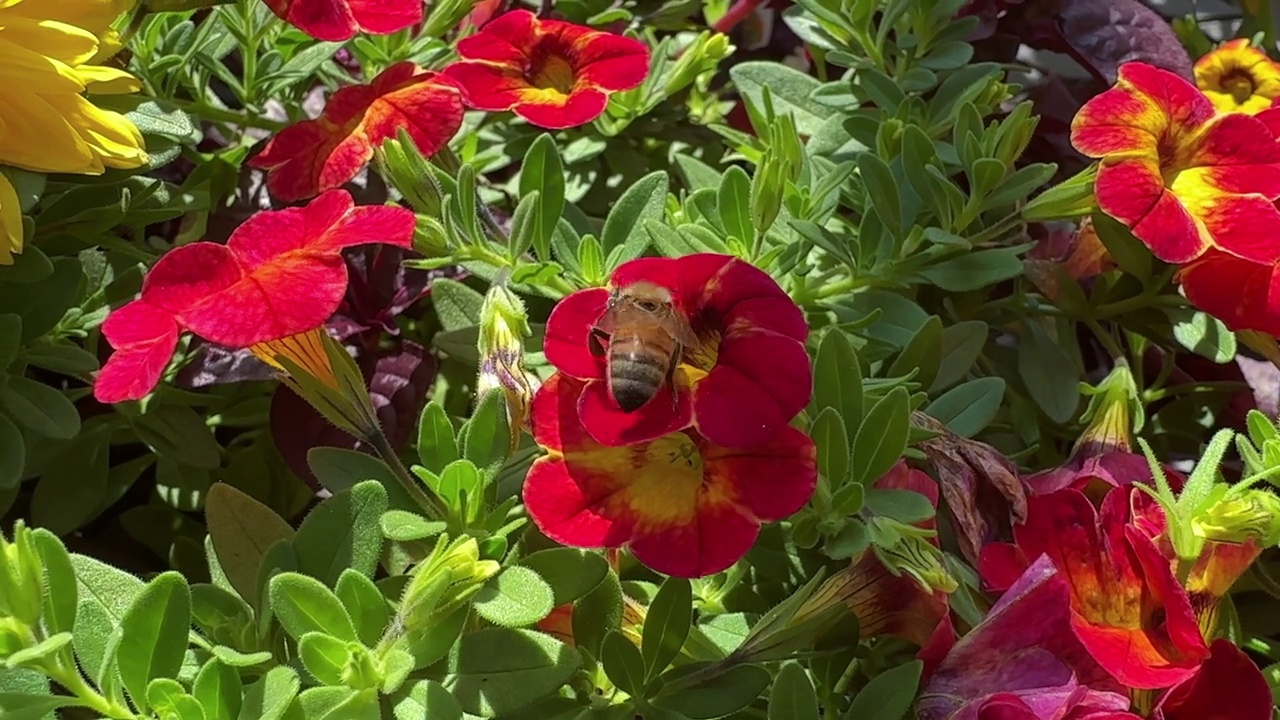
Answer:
441 10 649 129
523 373 816 578
262 0 422 41
543 253 811 449
979 488 1208 689
1153 639 1272 720
1178 249 1280 337
1071 63 1280 265
249 63 463 202
94 190 415 403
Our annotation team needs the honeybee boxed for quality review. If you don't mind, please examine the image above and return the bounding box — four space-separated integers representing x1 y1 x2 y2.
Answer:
589 282 698 413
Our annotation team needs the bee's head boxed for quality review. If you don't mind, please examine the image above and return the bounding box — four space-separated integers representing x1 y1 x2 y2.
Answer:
616 281 673 312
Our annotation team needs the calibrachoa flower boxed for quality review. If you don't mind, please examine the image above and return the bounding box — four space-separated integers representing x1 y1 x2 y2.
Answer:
523 373 816 578
1194 39 1280 114
980 488 1209 689
442 10 649 129
1178 249 1280 336
94 190 415 403
262 0 423 42
249 62 463 202
543 253 811 449
0 0 147 263
1071 62 1280 265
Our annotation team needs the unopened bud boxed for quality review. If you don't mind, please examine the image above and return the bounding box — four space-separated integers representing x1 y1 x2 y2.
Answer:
1192 489 1280 547
0 522 44 626
1023 165 1099 221
870 519 958 594
665 32 734 96
477 283 539 446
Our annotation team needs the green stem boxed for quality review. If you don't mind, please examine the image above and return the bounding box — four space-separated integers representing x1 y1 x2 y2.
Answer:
46 656 136 719
1083 317 1125 361
368 431 449 520
166 98 288 133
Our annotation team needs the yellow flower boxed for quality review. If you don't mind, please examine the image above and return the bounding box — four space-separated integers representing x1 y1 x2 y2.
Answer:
0 0 147 262
1195 38 1280 114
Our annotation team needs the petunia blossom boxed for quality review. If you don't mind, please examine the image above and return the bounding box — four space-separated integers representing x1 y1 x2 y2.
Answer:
1194 39 1280 115
523 373 816 578
249 62 463 202
442 10 649 129
543 253 811 449
979 488 1209 689
262 0 423 42
1071 62 1280 265
94 190 415 403
1178 249 1280 337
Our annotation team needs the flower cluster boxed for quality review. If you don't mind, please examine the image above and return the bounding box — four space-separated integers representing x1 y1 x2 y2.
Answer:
1072 47 1280 337
920 366 1273 719
251 9 649 201
526 254 817 577
0 0 148 263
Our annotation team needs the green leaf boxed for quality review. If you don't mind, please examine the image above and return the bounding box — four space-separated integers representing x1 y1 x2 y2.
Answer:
888 316 942 389
812 408 849 485
237 666 299 720
1091 213 1150 281
602 171 668 270
520 134 565 260
850 388 910 486
931 321 988 392
919 246 1031 291
641 577 691 682
0 377 79 439
571 569 623 658
0 315 20 371
380 510 446 542
336 569 390 647
857 154 901 238
31 529 76 635
601 631 646 697
445 628 581 716
30 426 109 534
517 548 609 606
307 447 416 511
131 405 222 469
71 554 144 682
431 278 485 332
0 692 79 720
652 664 770 718
864 489 935 524
293 480 388 586
393 680 463 720
270 572 358 642
1166 308 1237 363
473 566 556 627
674 154 723 191
116 572 192 712
843 660 922 720
926 378 1005 438
461 390 511 481
205 483 295 608
417 401 459 474
769 661 819 720
194 659 242 720
1017 323 1079 424
298 632 351 686
717 166 754 244
813 330 862 439
729 62 827 134
6 257 81 343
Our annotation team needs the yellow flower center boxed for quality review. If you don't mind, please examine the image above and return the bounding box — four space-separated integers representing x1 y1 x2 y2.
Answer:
617 433 705 529
1223 70 1257 104
677 328 722 384
249 329 340 392
530 55 577 96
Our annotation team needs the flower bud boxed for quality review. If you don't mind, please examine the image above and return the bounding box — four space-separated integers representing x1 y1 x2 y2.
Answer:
387 536 501 652
871 525 958 595
423 0 474 38
0 617 32 658
1192 489 1280 547
664 32 734 97
1023 165 1099 221
477 283 540 448
0 521 44 626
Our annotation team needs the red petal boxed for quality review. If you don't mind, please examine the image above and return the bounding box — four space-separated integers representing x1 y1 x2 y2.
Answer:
513 87 609 129
627 497 758 578
524 455 636 548
977 542 1029 593
1192 192 1280 264
1116 63 1215 132
686 254 807 340
265 0 358 41
1095 159 1207 263
699 425 816 521
455 9 537 66
530 373 595 452
440 61 528 112
249 117 371 202
1160 640 1273 720
1179 250 1280 335
139 242 243 314
544 288 608 380
563 26 650 92
345 0 423 34
94 301 181 403
1184 113 1280 195
693 329 812 449
578 379 692 446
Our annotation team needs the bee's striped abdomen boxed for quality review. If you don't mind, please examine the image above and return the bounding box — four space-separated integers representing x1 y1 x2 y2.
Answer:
608 332 676 412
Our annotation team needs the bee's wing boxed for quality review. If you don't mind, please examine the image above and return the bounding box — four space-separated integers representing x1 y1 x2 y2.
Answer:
593 303 629 335
659 308 699 349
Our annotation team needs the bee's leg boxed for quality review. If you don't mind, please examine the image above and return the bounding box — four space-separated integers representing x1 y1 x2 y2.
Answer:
588 328 609 357
667 349 680 413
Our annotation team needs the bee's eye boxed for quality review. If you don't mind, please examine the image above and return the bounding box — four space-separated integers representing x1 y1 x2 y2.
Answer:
638 301 658 312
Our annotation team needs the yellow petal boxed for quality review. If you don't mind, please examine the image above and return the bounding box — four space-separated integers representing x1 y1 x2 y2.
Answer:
0 92 99 173
0 0 135 40
0 35 87 92
77 64 141 94
0 17 99 66
0 173 22 265
46 95 147 169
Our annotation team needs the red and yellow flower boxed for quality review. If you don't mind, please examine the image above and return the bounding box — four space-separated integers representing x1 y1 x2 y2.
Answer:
1071 62 1280 265
543 253 811 449
249 62 463 203
441 10 649 129
262 0 423 42
94 190 416 403
523 373 816 578
979 488 1209 689
1178 249 1280 336
1194 39 1280 115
